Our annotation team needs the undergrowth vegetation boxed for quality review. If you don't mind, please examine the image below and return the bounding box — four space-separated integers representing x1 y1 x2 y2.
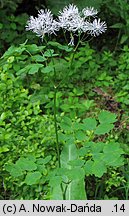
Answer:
0 0 129 200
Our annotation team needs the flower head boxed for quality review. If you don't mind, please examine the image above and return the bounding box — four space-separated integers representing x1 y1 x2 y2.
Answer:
26 9 59 38
82 7 98 17
85 19 107 36
57 4 84 32
26 4 107 42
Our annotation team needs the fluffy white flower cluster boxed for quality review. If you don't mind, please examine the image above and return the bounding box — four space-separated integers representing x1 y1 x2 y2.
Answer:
26 4 107 40
26 9 59 38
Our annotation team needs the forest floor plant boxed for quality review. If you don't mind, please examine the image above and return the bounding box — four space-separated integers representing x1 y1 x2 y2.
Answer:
25 4 114 199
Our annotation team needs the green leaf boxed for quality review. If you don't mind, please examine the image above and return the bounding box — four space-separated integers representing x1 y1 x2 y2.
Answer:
48 41 73 52
60 116 72 131
98 110 117 124
91 142 104 154
31 55 46 62
44 49 58 57
82 117 97 130
61 143 78 168
78 146 90 157
28 64 43 74
48 171 64 200
0 146 9 153
68 159 85 167
103 142 124 155
26 44 45 53
16 65 31 75
103 154 124 167
92 159 107 177
66 178 86 200
67 167 85 180
120 35 128 44
78 142 94 156
60 143 87 199
103 143 124 166
75 130 87 141
95 123 114 135
2 45 25 58
41 65 54 73
49 175 62 187
84 160 94 176
24 171 42 185
37 156 52 165
5 164 23 177
50 185 63 200
16 157 37 171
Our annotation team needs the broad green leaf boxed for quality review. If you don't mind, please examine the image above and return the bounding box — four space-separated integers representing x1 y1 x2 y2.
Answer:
7 56 15 63
78 142 94 156
2 45 26 58
103 154 124 167
103 143 124 166
48 41 73 52
103 143 124 155
31 55 46 62
5 164 23 177
85 154 107 177
24 171 42 185
78 146 90 157
82 117 97 130
26 44 46 53
72 122 82 130
49 175 62 187
95 123 114 135
61 143 78 168
66 167 85 180
41 65 54 73
28 64 43 74
98 110 117 124
37 164 46 174
68 159 85 167
37 156 52 165
92 159 107 177
84 160 94 175
60 116 72 131
120 35 128 44
44 49 58 57
16 157 37 171
66 178 86 200
0 146 9 153
75 130 87 141
91 142 104 154
48 170 64 200
50 185 63 200
61 144 86 199
16 65 31 75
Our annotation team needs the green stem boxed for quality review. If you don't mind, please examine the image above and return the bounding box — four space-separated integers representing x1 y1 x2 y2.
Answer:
43 38 61 168
53 84 61 168
70 33 81 69
57 34 81 88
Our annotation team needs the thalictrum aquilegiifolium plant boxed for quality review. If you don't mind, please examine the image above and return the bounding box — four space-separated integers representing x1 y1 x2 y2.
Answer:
25 4 107 199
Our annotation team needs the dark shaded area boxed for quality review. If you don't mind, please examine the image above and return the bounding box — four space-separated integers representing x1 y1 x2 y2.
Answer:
16 0 46 16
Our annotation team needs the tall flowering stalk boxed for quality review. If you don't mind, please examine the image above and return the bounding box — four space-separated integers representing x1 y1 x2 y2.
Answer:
26 4 107 197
